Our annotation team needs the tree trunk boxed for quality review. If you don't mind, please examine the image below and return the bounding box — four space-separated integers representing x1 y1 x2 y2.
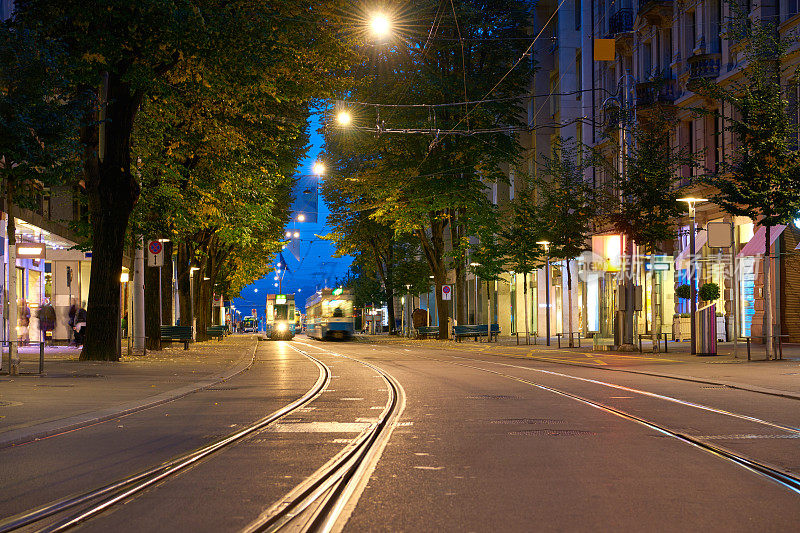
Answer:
450 210 467 326
177 242 192 326
6 180 18 374
144 259 161 350
651 257 661 352
81 74 142 361
567 259 574 347
486 281 492 342
193 254 209 341
523 272 530 345
385 242 396 333
416 215 449 340
764 224 773 359
161 241 173 325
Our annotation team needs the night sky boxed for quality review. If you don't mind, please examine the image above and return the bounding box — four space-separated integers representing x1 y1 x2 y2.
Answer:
232 115 352 316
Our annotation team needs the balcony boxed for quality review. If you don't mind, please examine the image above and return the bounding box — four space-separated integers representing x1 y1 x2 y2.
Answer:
637 0 673 26
609 9 634 36
687 53 721 88
635 77 678 107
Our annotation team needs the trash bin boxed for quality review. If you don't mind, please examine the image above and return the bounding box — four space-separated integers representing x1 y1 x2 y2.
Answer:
697 304 717 356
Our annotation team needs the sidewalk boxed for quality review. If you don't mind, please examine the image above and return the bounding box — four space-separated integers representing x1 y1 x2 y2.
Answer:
0 335 258 447
356 334 800 400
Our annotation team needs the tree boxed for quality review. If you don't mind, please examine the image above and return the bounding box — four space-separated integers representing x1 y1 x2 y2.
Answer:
469 210 507 339
0 24 79 373
324 0 532 339
498 188 546 345
14 0 356 359
536 138 596 347
602 88 689 349
695 4 800 358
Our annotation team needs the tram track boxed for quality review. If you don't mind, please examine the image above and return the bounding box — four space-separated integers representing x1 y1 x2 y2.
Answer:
0 344 331 533
418 351 800 496
243 341 405 533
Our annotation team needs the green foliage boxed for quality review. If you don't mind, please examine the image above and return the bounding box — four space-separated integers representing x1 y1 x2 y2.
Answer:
699 282 720 302
0 24 80 198
535 138 597 261
675 284 691 300
498 187 546 276
603 105 688 252
695 2 800 229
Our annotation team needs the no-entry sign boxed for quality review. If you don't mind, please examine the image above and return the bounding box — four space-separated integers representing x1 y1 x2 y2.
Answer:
147 240 164 267
441 285 452 301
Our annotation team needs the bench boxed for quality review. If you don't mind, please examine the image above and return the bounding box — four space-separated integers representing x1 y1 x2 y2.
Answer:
160 325 193 350
454 324 500 342
416 326 439 339
207 325 226 341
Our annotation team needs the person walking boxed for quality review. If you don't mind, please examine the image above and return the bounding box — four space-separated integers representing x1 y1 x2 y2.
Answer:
37 298 56 346
74 302 87 347
17 299 31 346
68 298 77 346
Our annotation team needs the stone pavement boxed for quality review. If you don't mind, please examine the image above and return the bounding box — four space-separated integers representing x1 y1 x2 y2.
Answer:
356 333 800 400
0 335 258 447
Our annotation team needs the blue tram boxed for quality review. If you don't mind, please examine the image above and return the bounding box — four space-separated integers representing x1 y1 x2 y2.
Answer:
305 288 355 340
264 294 296 340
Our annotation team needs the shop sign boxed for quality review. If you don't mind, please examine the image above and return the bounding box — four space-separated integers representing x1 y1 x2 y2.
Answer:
16 243 45 259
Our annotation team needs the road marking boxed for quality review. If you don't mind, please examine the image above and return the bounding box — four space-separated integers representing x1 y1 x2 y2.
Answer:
340 397 364 401
413 466 444 470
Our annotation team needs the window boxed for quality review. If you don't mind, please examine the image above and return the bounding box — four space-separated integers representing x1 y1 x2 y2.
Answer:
788 0 800 19
575 0 581 29
686 11 696 54
575 50 582 100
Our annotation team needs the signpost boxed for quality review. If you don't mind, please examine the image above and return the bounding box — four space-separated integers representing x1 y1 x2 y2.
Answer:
147 240 164 326
441 285 452 301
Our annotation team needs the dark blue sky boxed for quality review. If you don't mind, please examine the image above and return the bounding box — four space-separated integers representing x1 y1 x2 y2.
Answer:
232 114 352 316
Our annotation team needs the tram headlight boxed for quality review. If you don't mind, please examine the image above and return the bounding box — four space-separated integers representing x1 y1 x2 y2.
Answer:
276 323 287 332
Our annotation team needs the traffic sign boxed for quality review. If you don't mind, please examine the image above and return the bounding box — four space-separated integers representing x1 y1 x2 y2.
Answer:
147 240 164 267
441 285 452 301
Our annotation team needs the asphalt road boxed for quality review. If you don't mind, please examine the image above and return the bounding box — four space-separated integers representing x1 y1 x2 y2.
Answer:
1 336 798 531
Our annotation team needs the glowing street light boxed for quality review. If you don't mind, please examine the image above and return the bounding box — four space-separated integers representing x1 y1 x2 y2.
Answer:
336 110 352 126
285 231 291 238
297 213 306 222
293 231 300 238
370 13 391 37
312 161 325 175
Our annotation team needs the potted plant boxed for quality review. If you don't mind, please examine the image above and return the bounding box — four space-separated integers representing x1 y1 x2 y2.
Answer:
673 285 692 341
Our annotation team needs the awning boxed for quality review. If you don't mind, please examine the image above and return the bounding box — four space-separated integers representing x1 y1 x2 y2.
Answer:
738 224 786 257
675 228 707 269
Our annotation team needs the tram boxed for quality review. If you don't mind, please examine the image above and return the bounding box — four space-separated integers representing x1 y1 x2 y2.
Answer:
305 288 355 340
264 294 296 340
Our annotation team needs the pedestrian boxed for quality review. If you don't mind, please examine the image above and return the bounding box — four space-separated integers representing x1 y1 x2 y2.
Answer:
74 302 87 346
17 298 31 346
68 298 77 346
37 298 56 346
121 312 128 339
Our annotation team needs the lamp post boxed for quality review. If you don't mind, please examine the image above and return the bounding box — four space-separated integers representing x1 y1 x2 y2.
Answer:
678 198 707 355
405 284 412 337
537 241 551 346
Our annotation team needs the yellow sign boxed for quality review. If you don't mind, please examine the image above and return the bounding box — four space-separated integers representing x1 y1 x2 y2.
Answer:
594 39 615 61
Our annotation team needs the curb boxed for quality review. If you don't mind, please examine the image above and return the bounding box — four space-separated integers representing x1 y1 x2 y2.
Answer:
0 339 260 449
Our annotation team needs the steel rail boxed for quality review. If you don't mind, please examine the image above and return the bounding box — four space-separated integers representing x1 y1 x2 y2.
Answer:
440 357 800 495
0 345 330 533
244 342 403 533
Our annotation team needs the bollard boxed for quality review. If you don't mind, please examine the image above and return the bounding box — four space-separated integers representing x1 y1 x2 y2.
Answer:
39 342 44 374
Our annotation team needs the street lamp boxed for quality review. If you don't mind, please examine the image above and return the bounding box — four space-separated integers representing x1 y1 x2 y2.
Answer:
678 197 707 355
312 161 325 176
537 241 552 346
336 110 352 126
297 213 306 222
369 13 391 38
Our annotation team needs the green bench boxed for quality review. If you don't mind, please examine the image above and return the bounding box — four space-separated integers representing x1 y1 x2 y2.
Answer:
207 325 226 341
160 325 193 350
454 324 500 342
416 326 439 339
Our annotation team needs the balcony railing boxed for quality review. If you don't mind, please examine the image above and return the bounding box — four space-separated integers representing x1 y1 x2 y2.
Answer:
638 0 672 17
635 77 678 107
687 53 721 86
609 9 634 36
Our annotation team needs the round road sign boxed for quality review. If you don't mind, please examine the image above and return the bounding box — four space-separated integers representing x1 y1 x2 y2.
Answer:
442 285 451 294
148 241 163 255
